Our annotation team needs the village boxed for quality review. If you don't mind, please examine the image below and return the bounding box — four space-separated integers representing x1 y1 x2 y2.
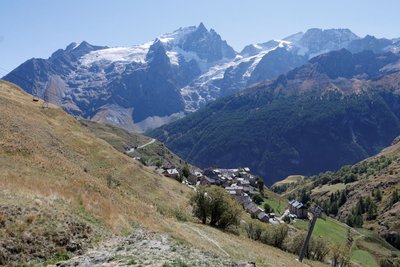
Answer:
150 162 308 225
124 143 308 225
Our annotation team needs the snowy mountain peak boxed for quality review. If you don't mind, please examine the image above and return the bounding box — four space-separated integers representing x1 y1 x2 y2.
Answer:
156 23 236 62
157 26 197 48
293 28 360 57
146 38 168 62
50 41 107 61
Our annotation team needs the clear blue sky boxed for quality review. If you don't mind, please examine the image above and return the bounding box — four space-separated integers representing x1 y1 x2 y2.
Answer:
1 0 399 72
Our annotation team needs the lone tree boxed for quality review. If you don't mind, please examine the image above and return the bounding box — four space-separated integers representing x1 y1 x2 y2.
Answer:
256 176 265 196
190 186 210 224
182 165 190 178
374 188 382 202
190 186 242 229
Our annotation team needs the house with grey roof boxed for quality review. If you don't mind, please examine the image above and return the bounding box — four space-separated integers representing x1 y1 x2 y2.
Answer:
288 200 308 219
164 168 180 179
257 212 269 223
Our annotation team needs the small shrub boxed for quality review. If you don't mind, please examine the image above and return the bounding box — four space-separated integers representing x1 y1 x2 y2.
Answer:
0 213 6 228
163 259 189 267
46 251 70 264
174 207 188 222
25 214 35 224
173 258 189 267
286 232 329 262
182 165 190 178
127 257 137 265
245 221 265 241
330 243 351 267
263 203 273 213
252 193 263 205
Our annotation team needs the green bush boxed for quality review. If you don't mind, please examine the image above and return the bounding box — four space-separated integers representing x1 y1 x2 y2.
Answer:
245 221 265 241
174 207 188 222
263 203 273 213
252 193 263 205
190 186 242 229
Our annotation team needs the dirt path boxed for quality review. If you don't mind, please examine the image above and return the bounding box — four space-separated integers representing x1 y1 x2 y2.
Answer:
137 138 156 149
185 225 230 256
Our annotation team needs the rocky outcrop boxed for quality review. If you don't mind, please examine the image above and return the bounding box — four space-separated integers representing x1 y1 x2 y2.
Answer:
53 228 253 267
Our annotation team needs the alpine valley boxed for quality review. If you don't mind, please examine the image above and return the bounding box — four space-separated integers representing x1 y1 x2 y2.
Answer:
150 47 400 183
2 20 400 267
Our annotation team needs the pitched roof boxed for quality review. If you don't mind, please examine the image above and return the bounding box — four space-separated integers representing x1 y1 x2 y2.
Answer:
245 202 257 211
249 206 262 214
202 176 216 183
289 200 307 209
257 212 269 220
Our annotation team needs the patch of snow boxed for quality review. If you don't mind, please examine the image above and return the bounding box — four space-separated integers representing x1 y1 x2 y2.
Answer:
80 43 152 66
166 51 179 65
180 41 288 112
158 26 197 48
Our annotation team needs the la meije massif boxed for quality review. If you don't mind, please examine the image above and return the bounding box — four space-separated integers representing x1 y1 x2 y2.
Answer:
1 23 400 266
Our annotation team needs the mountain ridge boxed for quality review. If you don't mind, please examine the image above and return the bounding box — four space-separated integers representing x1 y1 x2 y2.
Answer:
5 25 400 132
150 49 400 185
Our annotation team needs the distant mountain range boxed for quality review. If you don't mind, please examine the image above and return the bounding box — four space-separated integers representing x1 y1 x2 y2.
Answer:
150 49 400 184
4 24 400 131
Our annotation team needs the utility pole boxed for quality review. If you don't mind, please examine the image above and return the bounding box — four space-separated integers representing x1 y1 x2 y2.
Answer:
299 206 322 262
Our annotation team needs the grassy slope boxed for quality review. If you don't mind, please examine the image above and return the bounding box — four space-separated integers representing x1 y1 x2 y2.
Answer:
294 218 349 245
82 120 194 170
351 250 377 267
274 175 304 186
79 120 151 151
260 189 287 215
260 187 394 266
292 213 399 265
271 133 400 265
0 80 321 267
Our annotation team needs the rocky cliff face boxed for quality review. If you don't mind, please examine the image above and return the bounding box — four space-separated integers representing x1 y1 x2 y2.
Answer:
3 23 236 132
180 28 400 112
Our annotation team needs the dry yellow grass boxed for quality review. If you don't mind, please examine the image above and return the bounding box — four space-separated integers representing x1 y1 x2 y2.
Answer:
0 80 190 233
311 183 346 195
273 175 304 186
0 80 326 266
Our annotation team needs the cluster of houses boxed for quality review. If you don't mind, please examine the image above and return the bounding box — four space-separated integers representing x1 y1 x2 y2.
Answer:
184 167 285 224
146 161 309 224
124 141 308 223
